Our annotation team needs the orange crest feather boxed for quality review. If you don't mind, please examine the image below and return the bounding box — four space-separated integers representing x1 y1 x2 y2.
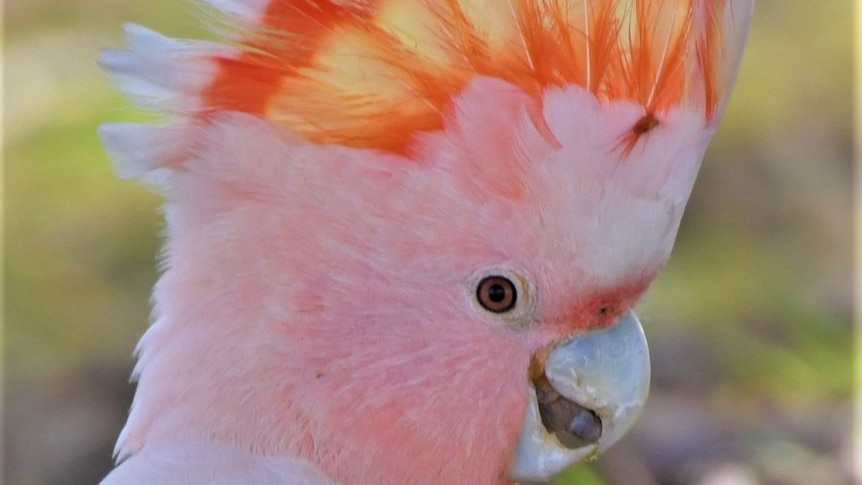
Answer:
201 0 736 152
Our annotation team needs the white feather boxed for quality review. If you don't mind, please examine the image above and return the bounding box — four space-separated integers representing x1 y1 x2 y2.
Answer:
207 0 271 23
100 24 236 113
99 122 193 178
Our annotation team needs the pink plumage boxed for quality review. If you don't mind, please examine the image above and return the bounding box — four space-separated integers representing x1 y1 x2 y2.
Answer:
100 1 753 484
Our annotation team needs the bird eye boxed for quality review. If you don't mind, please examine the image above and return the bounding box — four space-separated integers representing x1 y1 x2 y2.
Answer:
476 275 518 313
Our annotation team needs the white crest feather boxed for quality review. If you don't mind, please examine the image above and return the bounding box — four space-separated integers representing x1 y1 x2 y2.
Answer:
99 24 234 178
100 23 235 114
207 0 271 22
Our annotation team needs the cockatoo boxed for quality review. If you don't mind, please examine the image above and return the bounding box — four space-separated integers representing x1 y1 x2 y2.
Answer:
99 0 752 483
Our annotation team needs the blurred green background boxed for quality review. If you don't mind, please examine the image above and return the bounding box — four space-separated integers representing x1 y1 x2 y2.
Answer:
4 1 853 484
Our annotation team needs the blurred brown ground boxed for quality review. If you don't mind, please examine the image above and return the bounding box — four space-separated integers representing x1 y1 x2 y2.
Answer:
4 1 853 484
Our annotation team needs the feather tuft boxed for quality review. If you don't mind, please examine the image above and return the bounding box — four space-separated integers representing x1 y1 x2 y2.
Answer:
100 23 236 113
99 123 193 178
103 0 753 154
206 0 272 21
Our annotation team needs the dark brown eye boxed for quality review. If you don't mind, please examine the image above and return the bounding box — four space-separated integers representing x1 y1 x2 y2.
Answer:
476 276 518 313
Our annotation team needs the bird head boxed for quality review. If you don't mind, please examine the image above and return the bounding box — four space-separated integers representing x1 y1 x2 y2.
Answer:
101 1 753 483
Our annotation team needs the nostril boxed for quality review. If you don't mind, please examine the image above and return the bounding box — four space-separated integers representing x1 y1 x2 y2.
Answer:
533 374 603 449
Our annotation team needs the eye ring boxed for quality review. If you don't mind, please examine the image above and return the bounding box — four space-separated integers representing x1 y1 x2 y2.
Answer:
476 275 518 313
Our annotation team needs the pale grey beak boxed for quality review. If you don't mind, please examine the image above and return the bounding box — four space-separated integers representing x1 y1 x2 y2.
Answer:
509 311 651 483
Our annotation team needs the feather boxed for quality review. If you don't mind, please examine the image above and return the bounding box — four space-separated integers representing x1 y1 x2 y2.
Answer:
102 0 753 155
207 0 272 22
102 441 336 484
99 122 192 178
100 24 234 113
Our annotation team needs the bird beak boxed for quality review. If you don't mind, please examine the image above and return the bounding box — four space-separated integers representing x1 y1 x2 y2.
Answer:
509 311 650 483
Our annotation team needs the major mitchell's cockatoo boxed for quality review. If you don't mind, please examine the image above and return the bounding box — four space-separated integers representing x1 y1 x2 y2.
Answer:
99 0 753 483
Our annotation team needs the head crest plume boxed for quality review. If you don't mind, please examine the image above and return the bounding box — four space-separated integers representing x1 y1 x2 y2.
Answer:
101 0 751 162
193 0 748 152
